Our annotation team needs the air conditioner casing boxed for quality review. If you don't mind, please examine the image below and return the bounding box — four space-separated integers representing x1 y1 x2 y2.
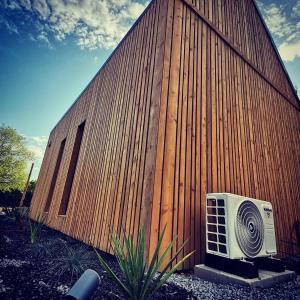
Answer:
206 193 277 260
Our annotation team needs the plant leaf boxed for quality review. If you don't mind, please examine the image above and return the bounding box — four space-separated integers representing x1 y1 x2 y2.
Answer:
94 249 133 298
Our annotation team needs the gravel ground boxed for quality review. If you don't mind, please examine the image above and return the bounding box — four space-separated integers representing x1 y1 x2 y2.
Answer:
1 214 299 299
168 273 300 300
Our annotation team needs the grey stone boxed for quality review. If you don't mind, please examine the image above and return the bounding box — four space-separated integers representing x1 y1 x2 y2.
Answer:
194 264 296 288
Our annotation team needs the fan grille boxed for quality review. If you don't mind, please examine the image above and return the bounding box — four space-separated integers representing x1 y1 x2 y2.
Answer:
235 200 264 258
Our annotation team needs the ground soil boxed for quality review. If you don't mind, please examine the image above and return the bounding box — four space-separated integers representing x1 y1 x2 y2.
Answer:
0 215 193 299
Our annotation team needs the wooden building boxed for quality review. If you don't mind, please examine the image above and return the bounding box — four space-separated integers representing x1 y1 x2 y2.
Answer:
30 0 300 269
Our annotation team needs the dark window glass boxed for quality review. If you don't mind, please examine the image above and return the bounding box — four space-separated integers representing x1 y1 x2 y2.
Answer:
207 224 217 232
208 233 217 242
207 207 217 215
217 208 225 215
219 244 227 254
218 235 226 244
207 216 217 223
208 242 218 251
217 199 225 206
218 217 225 224
218 225 226 234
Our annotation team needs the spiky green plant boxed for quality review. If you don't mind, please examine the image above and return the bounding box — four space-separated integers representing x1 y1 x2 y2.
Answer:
95 225 194 300
29 214 45 243
18 207 29 219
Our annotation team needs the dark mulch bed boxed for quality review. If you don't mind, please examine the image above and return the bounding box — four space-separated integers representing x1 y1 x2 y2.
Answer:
0 215 193 299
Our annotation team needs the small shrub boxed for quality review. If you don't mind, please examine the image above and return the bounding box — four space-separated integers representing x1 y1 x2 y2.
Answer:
3 207 19 222
48 244 96 280
27 238 63 259
3 207 29 227
27 241 51 259
95 225 194 300
29 214 45 243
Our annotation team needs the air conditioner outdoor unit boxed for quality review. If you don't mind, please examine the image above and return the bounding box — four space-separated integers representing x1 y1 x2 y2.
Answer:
206 193 277 260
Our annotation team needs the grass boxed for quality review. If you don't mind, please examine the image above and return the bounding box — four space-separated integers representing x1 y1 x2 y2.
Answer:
28 213 45 243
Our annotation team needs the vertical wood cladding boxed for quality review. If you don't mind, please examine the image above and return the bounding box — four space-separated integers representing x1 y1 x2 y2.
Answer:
31 0 300 269
31 0 169 253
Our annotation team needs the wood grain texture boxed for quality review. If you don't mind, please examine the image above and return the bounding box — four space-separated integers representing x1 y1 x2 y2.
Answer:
30 0 300 269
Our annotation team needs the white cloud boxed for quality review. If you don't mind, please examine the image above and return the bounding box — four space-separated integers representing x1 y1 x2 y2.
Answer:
26 135 48 158
260 3 292 38
28 145 44 159
0 16 19 34
127 2 147 19
32 0 51 20
5 0 21 9
36 31 53 48
28 33 36 41
30 135 48 145
19 0 31 10
1 0 149 50
25 135 49 179
278 40 300 62
292 0 300 17
258 1 300 63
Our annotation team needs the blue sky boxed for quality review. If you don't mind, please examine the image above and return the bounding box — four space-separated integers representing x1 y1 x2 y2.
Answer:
0 0 299 180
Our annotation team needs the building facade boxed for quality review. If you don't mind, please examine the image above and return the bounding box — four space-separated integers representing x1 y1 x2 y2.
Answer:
30 0 300 269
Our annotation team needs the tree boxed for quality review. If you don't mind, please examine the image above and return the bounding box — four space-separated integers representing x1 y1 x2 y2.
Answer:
0 124 33 191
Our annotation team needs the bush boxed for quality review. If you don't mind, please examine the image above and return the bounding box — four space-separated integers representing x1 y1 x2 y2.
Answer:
48 244 97 280
0 181 36 208
3 207 28 226
95 225 194 300
0 190 22 207
27 238 63 259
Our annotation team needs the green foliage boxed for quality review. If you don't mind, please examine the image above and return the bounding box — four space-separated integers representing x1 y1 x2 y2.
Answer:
0 124 33 192
29 214 45 243
0 182 35 208
27 238 96 279
95 225 194 300
48 244 97 280
27 180 36 194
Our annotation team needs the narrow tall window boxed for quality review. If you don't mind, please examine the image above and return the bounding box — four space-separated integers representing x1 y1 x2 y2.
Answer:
44 138 66 212
59 121 85 215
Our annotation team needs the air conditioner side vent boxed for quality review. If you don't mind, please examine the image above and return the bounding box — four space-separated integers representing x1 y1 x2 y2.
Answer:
206 197 228 256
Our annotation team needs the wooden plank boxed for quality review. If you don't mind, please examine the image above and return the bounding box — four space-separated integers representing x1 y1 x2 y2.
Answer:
181 0 299 110
140 0 169 257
